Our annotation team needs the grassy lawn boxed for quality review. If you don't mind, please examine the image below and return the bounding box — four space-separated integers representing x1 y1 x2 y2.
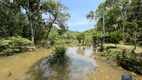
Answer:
104 44 142 54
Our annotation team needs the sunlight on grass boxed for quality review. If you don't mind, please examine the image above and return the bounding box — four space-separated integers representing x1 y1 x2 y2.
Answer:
104 44 142 54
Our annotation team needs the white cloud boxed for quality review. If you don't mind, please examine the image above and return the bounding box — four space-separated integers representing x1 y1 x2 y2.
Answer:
67 11 95 27
68 18 94 26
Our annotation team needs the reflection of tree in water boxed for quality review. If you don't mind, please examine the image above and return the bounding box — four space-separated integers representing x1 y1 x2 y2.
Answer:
46 60 71 80
77 46 85 56
29 55 71 80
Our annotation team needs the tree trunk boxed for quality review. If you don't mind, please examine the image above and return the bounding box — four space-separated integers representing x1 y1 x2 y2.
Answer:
46 17 57 44
103 14 105 45
46 26 52 42
122 25 125 42
134 31 137 50
133 23 137 51
100 37 104 51
30 16 34 45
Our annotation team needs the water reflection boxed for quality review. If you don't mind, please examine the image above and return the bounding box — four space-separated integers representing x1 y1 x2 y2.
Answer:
27 46 96 80
77 46 93 57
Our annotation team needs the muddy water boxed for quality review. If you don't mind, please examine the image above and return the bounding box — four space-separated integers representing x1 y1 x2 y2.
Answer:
0 46 141 80
0 48 52 80
26 46 142 80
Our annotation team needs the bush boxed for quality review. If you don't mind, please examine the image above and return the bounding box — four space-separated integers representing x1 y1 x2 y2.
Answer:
101 49 142 75
107 30 122 45
38 40 47 47
124 34 131 43
76 33 85 43
9 36 32 46
48 46 68 64
0 36 33 56
138 41 142 46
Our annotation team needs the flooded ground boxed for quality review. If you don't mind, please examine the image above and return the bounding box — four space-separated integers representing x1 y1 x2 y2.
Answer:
26 46 142 80
0 48 52 80
0 46 142 80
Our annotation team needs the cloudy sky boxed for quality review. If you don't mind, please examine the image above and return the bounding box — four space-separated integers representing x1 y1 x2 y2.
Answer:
61 0 104 32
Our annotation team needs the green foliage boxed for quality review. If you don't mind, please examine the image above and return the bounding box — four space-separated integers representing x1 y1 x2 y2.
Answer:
76 33 85 43
0 48 13 55
101 49 142 75
138 41 142 46
9 36 32 45
108 30 122 44
48 46 68 64
87 0 142 45
120 58 142 74
38 40 48 47
101 50 122 60
0 0 70 45
0 36 33 55
124 34 131 43
86 10 95 21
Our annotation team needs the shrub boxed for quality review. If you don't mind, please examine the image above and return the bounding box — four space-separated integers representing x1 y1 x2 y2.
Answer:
101 49 142 75
0 48 13 55
0 36 33 56
107 30 122 46
124 34 131 43
76 33 85 43
38 40 47 47
48 46 68 64
138 41 142 46
9 36 32 46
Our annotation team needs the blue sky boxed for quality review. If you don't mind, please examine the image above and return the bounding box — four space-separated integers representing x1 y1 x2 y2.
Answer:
61 0 104 32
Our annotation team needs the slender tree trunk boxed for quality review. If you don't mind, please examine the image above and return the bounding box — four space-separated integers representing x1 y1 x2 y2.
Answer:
31 18 34 45
103 14 105 45
46 26 52 41
122 25 125 42
100 37 103 51
134 23 138 51
46 17 57 43
28 1 34 45
30 13 34 45
134 30 137 50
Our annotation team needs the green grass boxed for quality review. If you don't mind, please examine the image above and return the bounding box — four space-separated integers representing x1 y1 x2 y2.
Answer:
104 44 142 54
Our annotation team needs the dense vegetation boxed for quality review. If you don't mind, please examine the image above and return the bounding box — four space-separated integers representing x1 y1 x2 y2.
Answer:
87 0 142 75
0 36 35 56
0 0 142 76
87 0 142 50
0 0 70 44
0 0 70 55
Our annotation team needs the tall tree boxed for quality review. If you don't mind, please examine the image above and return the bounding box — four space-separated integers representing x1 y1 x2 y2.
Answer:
41 0 70 43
